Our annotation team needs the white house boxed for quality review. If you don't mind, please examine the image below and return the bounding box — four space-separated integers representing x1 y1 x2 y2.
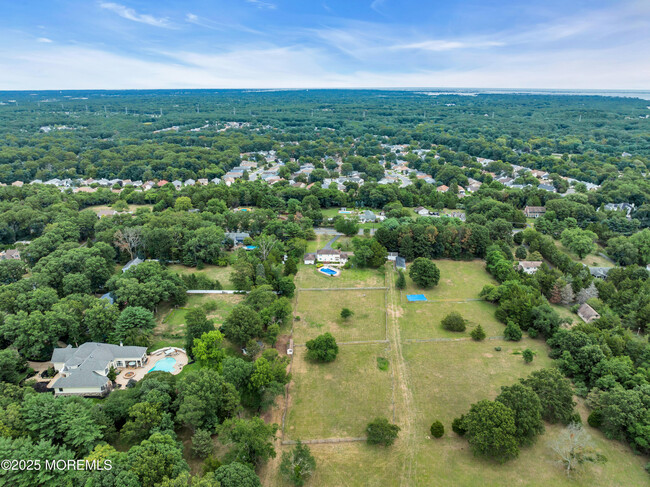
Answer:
51 343 148 396
517 261 543 274
414 206 430 216
316 249 351 264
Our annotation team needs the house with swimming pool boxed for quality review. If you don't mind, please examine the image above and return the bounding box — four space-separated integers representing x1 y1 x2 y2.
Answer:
50 342 148 396
303 248 352 266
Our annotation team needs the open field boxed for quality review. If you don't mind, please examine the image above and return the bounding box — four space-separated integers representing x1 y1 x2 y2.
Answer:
294 265 385 289
402 259 497 301
294 289 386 343
284 343 393 440
400 299 504 340
86 203 153 213
168 264 235 289
552 239 614 268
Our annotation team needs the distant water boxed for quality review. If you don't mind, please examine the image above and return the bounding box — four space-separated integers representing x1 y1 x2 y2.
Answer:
411 88 650 100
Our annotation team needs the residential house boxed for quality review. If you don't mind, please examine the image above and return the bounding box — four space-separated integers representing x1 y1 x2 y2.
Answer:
360 210 377 223
517 261 543 274
96 209 117 218
157 180 169 187
578 303 600 324
589 267 612 279
51 342 148 396
524 206 547 218
122 257 143 273
11 181 23 187
602 203 634 219
538 183 556 193
414 206 430 216
225 232 250 245
0 249 20 260
436 185 449 193
531 170 549 179
315 249 351 265
387 252 399 261
303 253 316 265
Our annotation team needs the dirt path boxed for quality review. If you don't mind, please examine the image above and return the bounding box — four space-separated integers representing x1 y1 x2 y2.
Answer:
386 265 417 486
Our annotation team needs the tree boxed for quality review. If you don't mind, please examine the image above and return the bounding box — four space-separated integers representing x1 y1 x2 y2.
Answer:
496 384 544 446
305 333 339 362
222 305 263 347
560 228 597 259
396 270 406 289
0 349 26 384
284 257 297 276
191 429 214 459
522 348 534 363
280 440 316 486
549 423 605 477
114 227 143 261
463 400 519 463
441 312 466 332
214 463 262 487
452 416 467 436
120 402 163 445
219 417 278 467
126 432 189 487
0 259 26 285
408 258 440 288
340 308 353 320
521 369 575 424
256 235 279 261
113 306 156 344
334 218 359 237
192 330 225 368
515 245 528 260
504 321 522 341
174 196 192 212
366 417 400 446
430 421 444 438
470 325 486 341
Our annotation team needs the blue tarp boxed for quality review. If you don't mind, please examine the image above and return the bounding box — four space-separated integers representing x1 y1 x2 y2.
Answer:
407 294 427 302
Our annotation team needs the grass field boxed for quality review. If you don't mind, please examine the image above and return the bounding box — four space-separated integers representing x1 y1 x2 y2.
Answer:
294 265 385 289
400 300 504 340
402 260 497 301
168 264 235 289
294 289 386 343
86 203 153 213
552 239 613 268
285 344 393 440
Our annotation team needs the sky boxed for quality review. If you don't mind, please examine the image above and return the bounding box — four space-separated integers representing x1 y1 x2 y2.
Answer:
0 0 649 90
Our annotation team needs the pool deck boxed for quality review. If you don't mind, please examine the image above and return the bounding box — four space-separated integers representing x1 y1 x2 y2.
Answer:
114 348 188 387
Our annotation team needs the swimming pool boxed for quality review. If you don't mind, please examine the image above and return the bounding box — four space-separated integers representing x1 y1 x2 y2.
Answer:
244 245 257 250
319 267 338 276
149 357 176 373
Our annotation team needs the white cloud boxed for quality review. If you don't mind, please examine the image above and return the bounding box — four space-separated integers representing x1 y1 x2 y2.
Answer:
99 2 173 28
36 37 53 43
185 12 263 34
394 40 505 51
244 0 276 10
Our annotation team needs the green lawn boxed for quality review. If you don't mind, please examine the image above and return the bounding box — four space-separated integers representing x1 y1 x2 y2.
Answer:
168 264 235 289
285 344 393 440
400 300 504 340
551 239 613 268
294 265 385 289
294 289 386 343
402 260 497 301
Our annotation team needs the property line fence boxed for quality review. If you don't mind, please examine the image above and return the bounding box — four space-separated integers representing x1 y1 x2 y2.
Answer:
282 437 366 446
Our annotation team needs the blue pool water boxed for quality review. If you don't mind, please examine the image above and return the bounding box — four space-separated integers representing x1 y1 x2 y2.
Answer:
149 357 176 373
339 210 351 214
244 245 257 250
319 267 337 276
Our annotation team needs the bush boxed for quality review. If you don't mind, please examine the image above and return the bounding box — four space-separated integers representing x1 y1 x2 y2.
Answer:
377 357 389 371
452 416 467 436
495 346 502 351
504 321 522 341
430 421 444 438
366 417 400 446
441 312 467 332
396 270 406 290
515 245 528 260
588 410 603 428
522 348 534 363
280 440 316 486
305 333 339 362
340 308 353 320
470 325 486 341
202 455 222 475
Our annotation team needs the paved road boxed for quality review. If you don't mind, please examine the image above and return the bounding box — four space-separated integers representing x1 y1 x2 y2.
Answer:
323 235 340 249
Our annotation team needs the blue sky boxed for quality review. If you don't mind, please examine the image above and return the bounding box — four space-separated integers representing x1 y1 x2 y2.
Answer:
0 0 648 90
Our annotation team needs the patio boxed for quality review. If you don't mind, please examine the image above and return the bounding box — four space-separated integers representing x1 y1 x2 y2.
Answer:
114 347 188 388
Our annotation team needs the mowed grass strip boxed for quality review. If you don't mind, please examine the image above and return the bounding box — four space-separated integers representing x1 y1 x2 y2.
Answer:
295 265 385 289
168 264 235 289
294 289 386 343
285 344 392 440
400 300 503 340
402 259 497 301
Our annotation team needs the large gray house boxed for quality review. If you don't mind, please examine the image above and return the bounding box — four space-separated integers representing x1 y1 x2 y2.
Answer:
51 342 148 396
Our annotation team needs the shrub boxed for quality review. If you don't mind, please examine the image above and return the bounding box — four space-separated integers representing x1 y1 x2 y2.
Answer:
452 416 467 436
470 325 486 341
376 357 389 371
522 348 535 363
515 245 528 260
588 410 603 428
441 312 467 332
504 322 522 341
305 333 339 362
366 417 400 446
340 308 353 320
495 346 502 351
280 440 316 486
430 421 444 438
396 270 406 290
